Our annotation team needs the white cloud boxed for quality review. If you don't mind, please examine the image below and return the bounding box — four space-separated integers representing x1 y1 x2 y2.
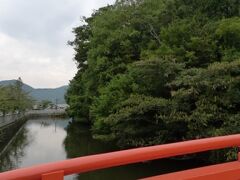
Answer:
0 31 76 88
0 0 115 88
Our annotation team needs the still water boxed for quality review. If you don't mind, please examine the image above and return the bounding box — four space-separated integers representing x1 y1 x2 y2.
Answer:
0 118 205 179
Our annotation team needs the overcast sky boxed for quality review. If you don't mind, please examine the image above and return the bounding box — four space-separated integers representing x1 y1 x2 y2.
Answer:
0 0 115 88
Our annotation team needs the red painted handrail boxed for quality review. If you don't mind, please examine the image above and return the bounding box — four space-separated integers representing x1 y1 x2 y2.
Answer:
0 134 240 180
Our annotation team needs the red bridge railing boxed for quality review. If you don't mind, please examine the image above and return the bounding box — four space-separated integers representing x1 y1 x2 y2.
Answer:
0 134 240 180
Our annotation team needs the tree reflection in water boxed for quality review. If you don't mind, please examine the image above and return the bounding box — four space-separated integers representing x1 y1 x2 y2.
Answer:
63 121 116 159
0 120 208 180
0 127 32 172
63 121 209 180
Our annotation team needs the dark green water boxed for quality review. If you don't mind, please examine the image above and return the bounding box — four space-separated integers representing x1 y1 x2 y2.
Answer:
0 118 206 179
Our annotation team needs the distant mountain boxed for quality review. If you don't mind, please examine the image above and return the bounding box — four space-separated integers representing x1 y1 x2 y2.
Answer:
30 86 68 104
0 80 68 104
0 80 34 92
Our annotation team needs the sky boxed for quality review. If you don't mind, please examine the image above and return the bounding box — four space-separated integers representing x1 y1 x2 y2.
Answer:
0 0 115 88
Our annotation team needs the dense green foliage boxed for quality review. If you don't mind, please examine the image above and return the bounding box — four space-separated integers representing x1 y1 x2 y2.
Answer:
0 78 33 115
66 0 240 151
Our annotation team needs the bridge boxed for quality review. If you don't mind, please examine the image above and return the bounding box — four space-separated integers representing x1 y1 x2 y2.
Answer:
0 109 66 128
0 134 240 179
26 109 66 117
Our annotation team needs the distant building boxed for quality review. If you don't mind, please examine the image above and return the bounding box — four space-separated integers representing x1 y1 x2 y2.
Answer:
33 104 45 110
56 104 69 110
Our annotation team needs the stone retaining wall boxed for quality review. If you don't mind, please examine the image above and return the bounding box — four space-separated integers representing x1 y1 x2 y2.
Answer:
0 116 27 153
0 110 66 154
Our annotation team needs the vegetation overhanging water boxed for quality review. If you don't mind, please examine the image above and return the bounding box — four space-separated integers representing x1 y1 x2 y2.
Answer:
0 117 209 180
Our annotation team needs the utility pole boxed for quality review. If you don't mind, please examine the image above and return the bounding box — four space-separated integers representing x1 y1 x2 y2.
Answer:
55 98 58 110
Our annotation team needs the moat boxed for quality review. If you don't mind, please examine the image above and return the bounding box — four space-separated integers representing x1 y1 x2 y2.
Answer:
0 118 206 180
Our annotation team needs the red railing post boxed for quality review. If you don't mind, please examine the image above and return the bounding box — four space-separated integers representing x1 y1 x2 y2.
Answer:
238 147 240 161
0 134 240 179
42 170 64 180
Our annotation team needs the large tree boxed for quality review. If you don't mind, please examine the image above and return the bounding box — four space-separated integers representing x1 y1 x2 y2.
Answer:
0 78 33 115
66 0 240 157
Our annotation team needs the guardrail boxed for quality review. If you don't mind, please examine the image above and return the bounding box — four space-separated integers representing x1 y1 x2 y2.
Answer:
0 134 240 179
26 109 66 117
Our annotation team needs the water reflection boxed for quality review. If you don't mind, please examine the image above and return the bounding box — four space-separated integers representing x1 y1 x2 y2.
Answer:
0 118 70 171
0 127 30 172
64 122 116 159
64 122 206 180
0 118 207 180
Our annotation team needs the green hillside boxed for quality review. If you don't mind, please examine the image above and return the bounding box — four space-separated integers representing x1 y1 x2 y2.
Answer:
0 80 68 104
